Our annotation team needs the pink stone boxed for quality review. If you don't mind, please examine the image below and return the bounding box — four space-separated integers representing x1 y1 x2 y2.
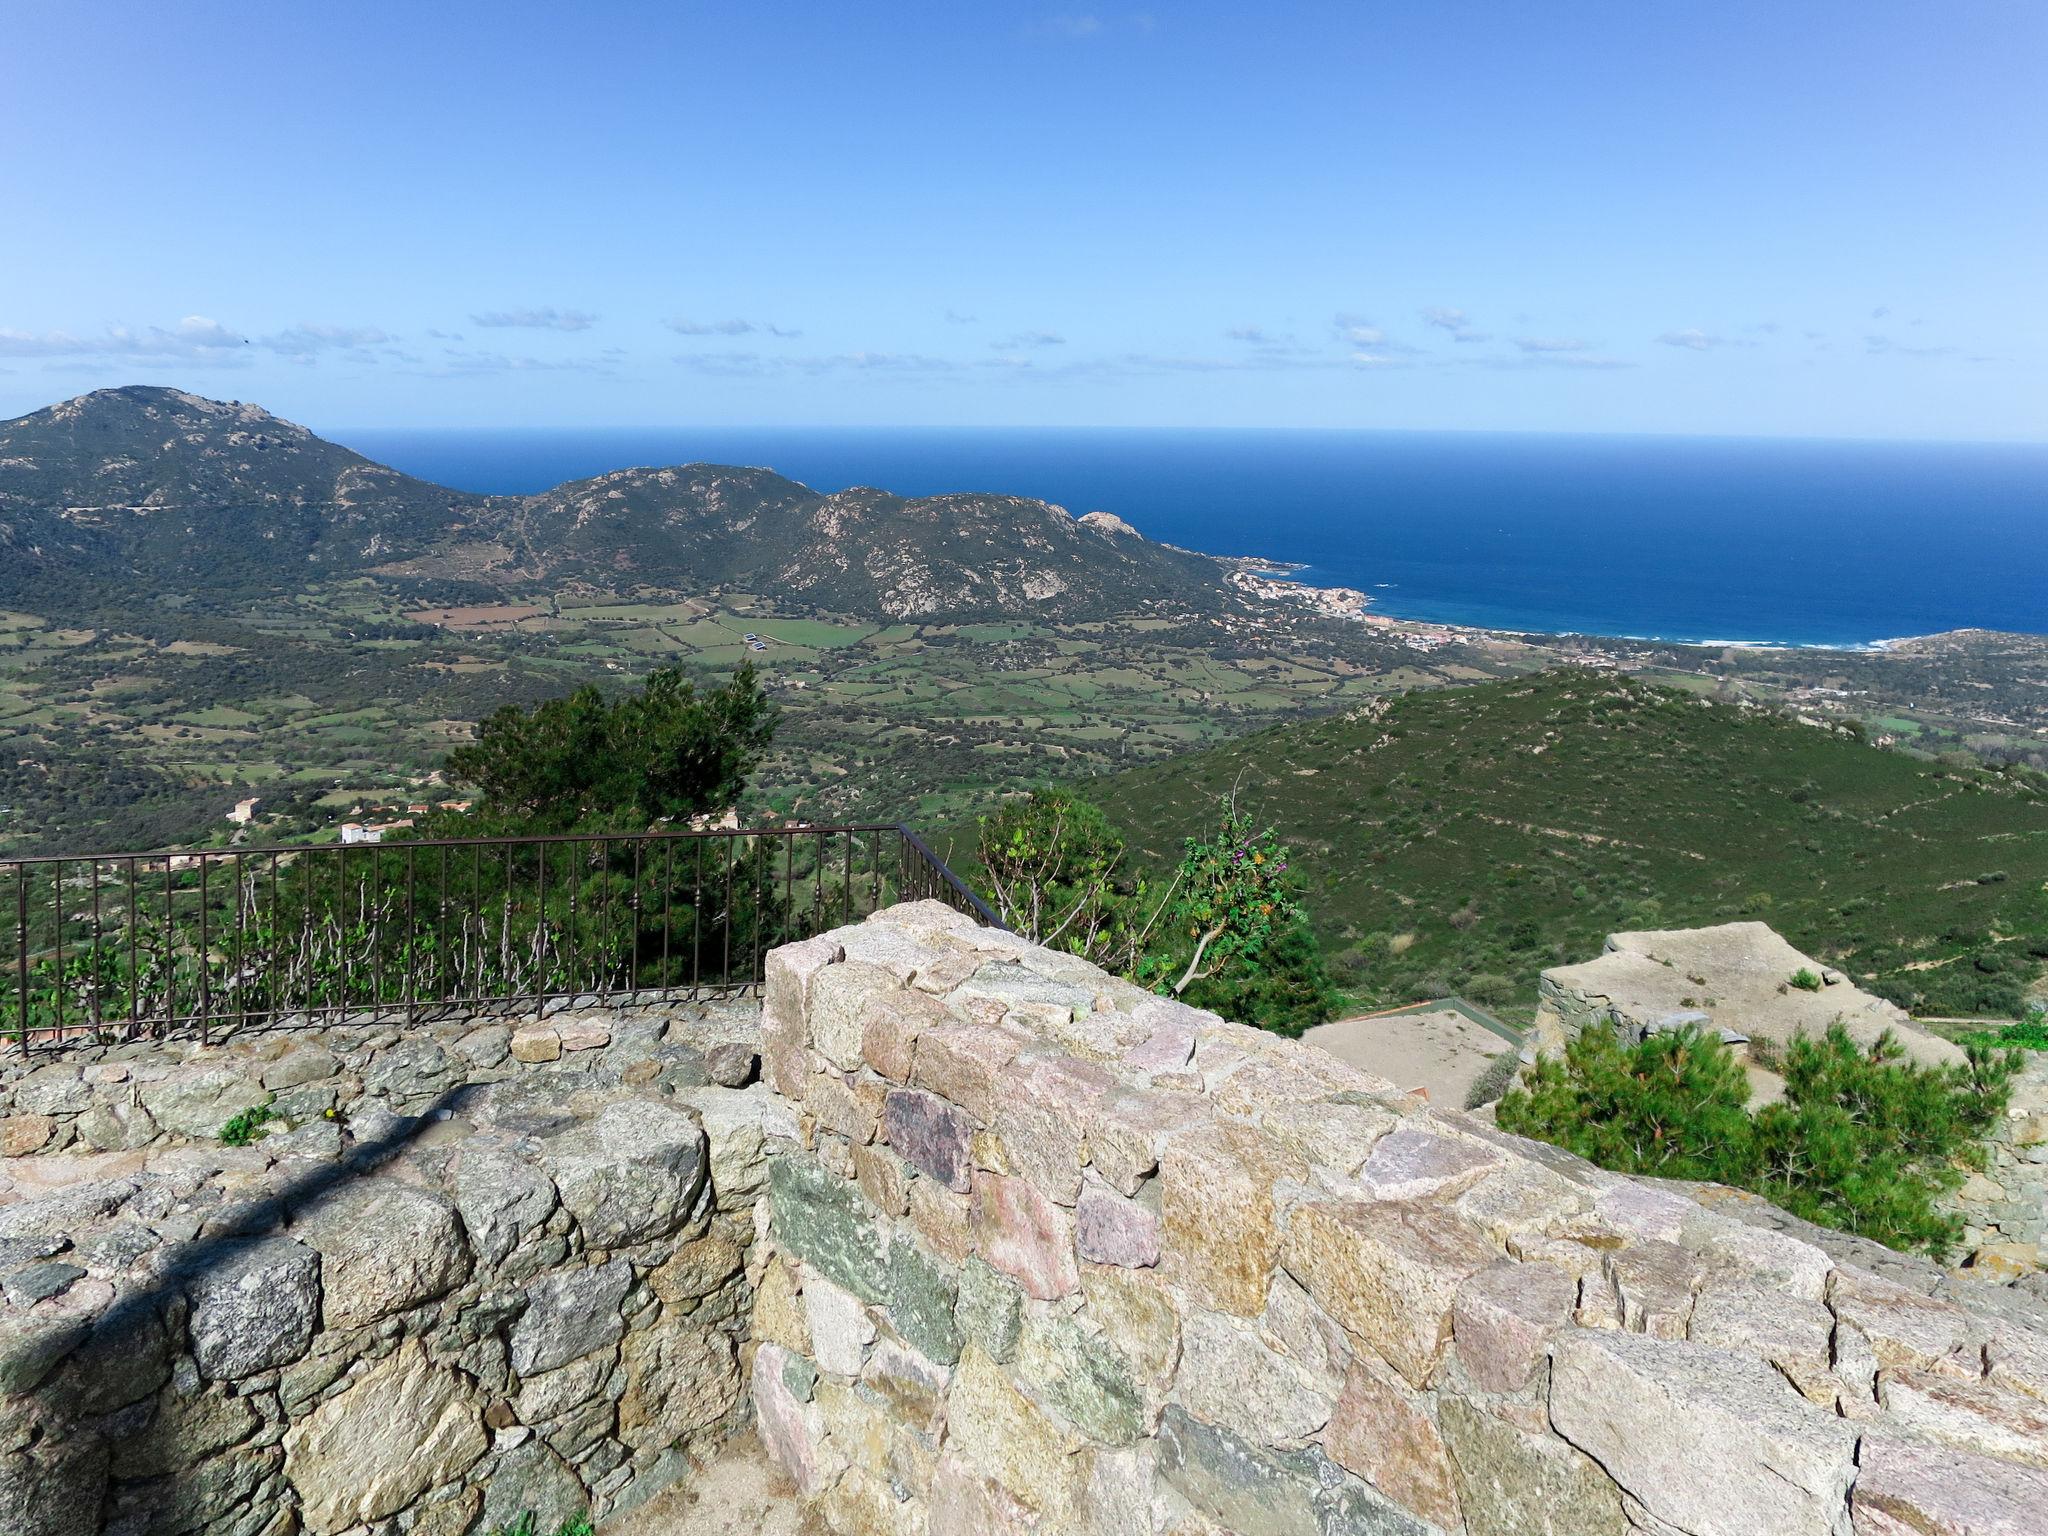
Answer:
884 1087 975 1192
930 1451 1038 1535
1452 1259 1576 1393
752 1343 827 1495
1852 1435 2048 1535
1119 1002 1198 1074
1359 1127 1503 1203
1076 1185 1162 1269
992 1054 1114 1204
1324 1359 1464 1531
912 1020 1028 1122
973 1172 1080 1300
555 1019 611 1051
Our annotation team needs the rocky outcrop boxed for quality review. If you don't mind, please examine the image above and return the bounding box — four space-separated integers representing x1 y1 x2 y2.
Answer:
0 1003 791 1534
752 902 2048 1536
1535 921 1958 1068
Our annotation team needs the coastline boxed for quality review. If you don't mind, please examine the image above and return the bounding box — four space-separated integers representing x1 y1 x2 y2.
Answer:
1231 553 1948 655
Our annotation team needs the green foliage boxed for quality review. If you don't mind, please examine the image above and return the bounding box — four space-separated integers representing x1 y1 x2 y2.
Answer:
1747 1030 2018 1254
446 664 775 833
978 789 1132 961
488 1515 594 1536
1957 1005 2048 1053
1498 1026 1754 1182
974 789 1336 1034
1099 673 2048 1020
219 1099 277 1146
1138 809 1337 1036
1789 967 1824 992
1498 1022 2021 1257
1462 1048 1523 1110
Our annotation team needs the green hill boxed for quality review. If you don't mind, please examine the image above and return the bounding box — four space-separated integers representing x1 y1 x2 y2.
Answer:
1095 672 2048 1020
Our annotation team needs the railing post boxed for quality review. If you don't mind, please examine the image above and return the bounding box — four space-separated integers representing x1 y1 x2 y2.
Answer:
14 868 27 1056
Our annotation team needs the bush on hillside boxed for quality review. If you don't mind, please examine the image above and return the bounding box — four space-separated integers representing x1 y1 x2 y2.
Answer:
1497 1022 2020 1258
975 789 1337 1035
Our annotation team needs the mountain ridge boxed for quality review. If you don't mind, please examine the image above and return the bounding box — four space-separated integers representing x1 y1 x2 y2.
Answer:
0 386 1235 620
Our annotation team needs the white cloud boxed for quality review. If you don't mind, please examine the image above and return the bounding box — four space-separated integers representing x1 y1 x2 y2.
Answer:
0 315 248 359
944 308 978 325
1656 328 1722 351
469 307 598 332
991 330 1066 349
263 323 395 357
1421 305 1490 343
1512 335 1588 354
666 317 801 338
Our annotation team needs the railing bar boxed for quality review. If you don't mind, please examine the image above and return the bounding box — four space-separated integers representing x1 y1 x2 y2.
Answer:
751 833 765 989
128 858 141 1038
15 870 28 1056
2 824 992 1055
197 856 210 1047
436 846 449 1012
52 858 65 1043
535 840 548 1015
266 852 279 1027
629 838 643 1007
405 846 418 1024
233 853 247 1036
660 836 675 997
90 859 103 1033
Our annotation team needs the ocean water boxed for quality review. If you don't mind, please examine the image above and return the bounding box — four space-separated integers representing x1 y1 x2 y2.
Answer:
338 427 2048 648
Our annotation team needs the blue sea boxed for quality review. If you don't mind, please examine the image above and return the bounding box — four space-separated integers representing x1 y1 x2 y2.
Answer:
338 427 2048 649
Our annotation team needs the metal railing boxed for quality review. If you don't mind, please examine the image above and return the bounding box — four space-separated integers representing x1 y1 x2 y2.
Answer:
4 823 998 1054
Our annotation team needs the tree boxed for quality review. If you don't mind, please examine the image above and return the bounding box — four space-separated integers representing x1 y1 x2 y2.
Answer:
444 664 775 833
977 789 1131 962
974 789 1337 1034
1137 808 1336 1034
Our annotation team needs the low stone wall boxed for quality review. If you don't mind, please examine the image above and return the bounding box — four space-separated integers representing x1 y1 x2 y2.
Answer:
0 1002 793 1536
1965 1053 2048 1277
753 902 2048 1536
0 999 765 1157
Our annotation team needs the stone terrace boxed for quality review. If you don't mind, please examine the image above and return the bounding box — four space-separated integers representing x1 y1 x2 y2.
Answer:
0 1000 791 1535
5 903 2048 1535
753 903 2048 1535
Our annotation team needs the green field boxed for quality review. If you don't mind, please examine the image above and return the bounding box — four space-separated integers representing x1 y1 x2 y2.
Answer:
1096 672 2048 1021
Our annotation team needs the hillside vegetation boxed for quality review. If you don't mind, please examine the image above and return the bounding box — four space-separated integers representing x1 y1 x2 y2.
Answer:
1098 673 2048 1019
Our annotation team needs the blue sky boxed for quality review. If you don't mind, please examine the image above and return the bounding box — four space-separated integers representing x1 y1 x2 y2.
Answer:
2 1 2043 438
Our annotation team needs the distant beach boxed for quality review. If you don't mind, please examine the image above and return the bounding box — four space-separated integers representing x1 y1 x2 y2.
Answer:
340 426 2048 649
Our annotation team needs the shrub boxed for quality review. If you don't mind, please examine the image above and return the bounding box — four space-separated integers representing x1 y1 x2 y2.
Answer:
1789 967 1824 991
490 1517 594 1536
1497 1023 2020 1258
219 1100 277 1147
1463 1049 1523 1110
1497 1026 1753 1184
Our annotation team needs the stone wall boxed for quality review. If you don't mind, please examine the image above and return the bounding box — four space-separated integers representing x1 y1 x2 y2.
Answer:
752 902 2048 1536
0 1001 794 1536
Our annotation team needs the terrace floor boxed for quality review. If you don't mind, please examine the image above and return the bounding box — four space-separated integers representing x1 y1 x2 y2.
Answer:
603 1435 806 1535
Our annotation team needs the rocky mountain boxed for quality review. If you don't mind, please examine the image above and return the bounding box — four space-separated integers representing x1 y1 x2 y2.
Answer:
0 387 485 603
0 386 1235 620
494 466 1231 619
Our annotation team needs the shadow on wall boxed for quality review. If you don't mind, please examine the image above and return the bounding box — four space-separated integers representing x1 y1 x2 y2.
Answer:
4 1090 468 1535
